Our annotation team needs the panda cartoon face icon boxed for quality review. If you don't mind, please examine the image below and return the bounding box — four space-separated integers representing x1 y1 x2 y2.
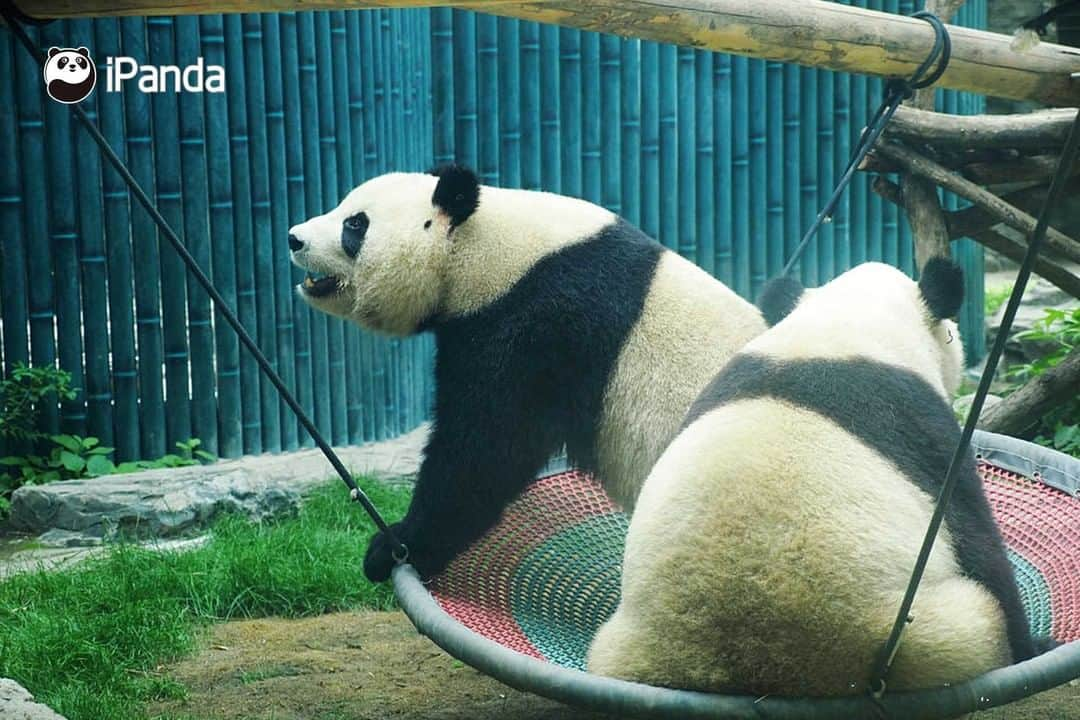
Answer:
43 47 96 104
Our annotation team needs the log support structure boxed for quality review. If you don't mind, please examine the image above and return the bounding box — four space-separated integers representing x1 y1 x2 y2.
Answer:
16 0 1080 107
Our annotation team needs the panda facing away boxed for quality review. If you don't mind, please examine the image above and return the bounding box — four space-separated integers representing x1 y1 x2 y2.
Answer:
587 259 1035 696
287 165 766 582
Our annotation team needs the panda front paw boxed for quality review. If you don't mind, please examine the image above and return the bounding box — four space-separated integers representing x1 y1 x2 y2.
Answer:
363 520 456 583
363 522 408 583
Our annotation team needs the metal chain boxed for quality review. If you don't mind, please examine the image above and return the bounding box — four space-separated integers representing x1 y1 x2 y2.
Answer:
782 11 951 277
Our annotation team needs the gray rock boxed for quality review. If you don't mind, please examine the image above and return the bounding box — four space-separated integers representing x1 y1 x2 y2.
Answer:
0 679 67 720
6 424 427 544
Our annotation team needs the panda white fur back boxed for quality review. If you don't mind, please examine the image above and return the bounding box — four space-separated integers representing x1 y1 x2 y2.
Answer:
288 165 765 580
587 260 1034 696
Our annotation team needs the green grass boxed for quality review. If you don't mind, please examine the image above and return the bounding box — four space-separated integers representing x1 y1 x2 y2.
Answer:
0 477 411 720
984 282 1014 316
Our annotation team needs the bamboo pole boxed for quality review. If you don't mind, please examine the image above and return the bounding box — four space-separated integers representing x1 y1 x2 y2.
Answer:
677 45 696 261
177 14 217 455
281 11 316 448
22 0 1080 106
75 17 112 445
521 19 541 190
42 21 87 438
120 17 167 457
713 53 734 286
265 11 299 451
621 38 641 226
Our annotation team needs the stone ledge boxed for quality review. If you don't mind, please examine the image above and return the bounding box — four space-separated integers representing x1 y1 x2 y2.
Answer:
0 679 67 720
5 424 427 544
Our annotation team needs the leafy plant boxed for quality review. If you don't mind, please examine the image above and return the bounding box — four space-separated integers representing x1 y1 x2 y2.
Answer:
0 363 76 441
114 438 216 474
1001 307 1080 457
0 434 117 487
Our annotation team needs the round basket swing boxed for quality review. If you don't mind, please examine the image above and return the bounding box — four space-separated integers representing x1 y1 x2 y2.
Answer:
393 430 1080 720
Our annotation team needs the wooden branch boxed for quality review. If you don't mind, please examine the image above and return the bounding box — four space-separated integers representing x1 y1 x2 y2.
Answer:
885 106 1080 150
871 178 1080 299
962 154 1080 186
946 182 1051 239
900 0 961 270
877 140 1080 265
978 345 1080 436
20 0 1080 106
967 228 1080 300
872 176 904 206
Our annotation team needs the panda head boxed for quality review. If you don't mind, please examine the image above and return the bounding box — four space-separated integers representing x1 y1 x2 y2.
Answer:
288 165 480 335
756 258 966 395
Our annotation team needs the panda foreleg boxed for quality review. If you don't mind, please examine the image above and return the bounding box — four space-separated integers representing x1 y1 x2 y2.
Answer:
362 378 562 582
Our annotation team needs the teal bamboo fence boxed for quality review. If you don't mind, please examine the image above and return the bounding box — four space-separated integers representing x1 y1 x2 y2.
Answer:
1 3 987 463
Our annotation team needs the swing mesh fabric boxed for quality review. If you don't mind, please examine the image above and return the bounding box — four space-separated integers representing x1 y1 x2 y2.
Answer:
428 463 1080 671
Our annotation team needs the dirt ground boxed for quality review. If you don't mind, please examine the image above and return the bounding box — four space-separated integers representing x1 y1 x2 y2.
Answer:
152 611 1080 720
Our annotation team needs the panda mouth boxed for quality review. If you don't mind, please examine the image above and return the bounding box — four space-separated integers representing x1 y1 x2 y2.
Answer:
301 271 341 298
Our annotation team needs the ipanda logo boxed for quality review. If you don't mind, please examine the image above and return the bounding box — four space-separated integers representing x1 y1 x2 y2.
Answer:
43 47 96 104
105 57 226 94
43 47 225 103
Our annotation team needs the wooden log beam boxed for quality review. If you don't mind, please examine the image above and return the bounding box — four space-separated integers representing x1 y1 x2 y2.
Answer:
871 176 1080 299
962 153 1080 186
886 106 1080 150
876 140 1080 265
978 345 1080 436
946 178 1080 239
19 0 1080 106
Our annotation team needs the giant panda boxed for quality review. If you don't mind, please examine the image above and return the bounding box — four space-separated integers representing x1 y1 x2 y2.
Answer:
587 259 1035 696
287 165 766 582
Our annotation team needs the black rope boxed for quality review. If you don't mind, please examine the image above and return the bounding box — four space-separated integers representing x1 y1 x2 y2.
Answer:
0 6 409 563
868 102 1080 698
781 11 951 277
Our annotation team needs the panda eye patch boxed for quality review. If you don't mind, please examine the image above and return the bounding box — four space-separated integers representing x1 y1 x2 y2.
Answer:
76 57 87 68
424 220 432 229
343 212 369 233
58 56 68 68
342 211 369 258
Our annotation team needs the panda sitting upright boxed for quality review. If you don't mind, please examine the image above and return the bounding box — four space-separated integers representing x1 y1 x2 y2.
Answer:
288 165 766 581
587 259 1035 696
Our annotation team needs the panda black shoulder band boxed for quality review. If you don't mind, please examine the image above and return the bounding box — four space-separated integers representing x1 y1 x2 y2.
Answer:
0 2 409 562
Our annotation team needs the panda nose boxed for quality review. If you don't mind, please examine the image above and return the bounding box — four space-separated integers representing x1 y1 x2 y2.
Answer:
288 234 303 252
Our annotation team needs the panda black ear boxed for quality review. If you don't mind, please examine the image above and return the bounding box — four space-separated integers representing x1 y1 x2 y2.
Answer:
757 275 804 327
49 47 60 58
77 47 90 57
430 164 480 230
918 256 964 320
